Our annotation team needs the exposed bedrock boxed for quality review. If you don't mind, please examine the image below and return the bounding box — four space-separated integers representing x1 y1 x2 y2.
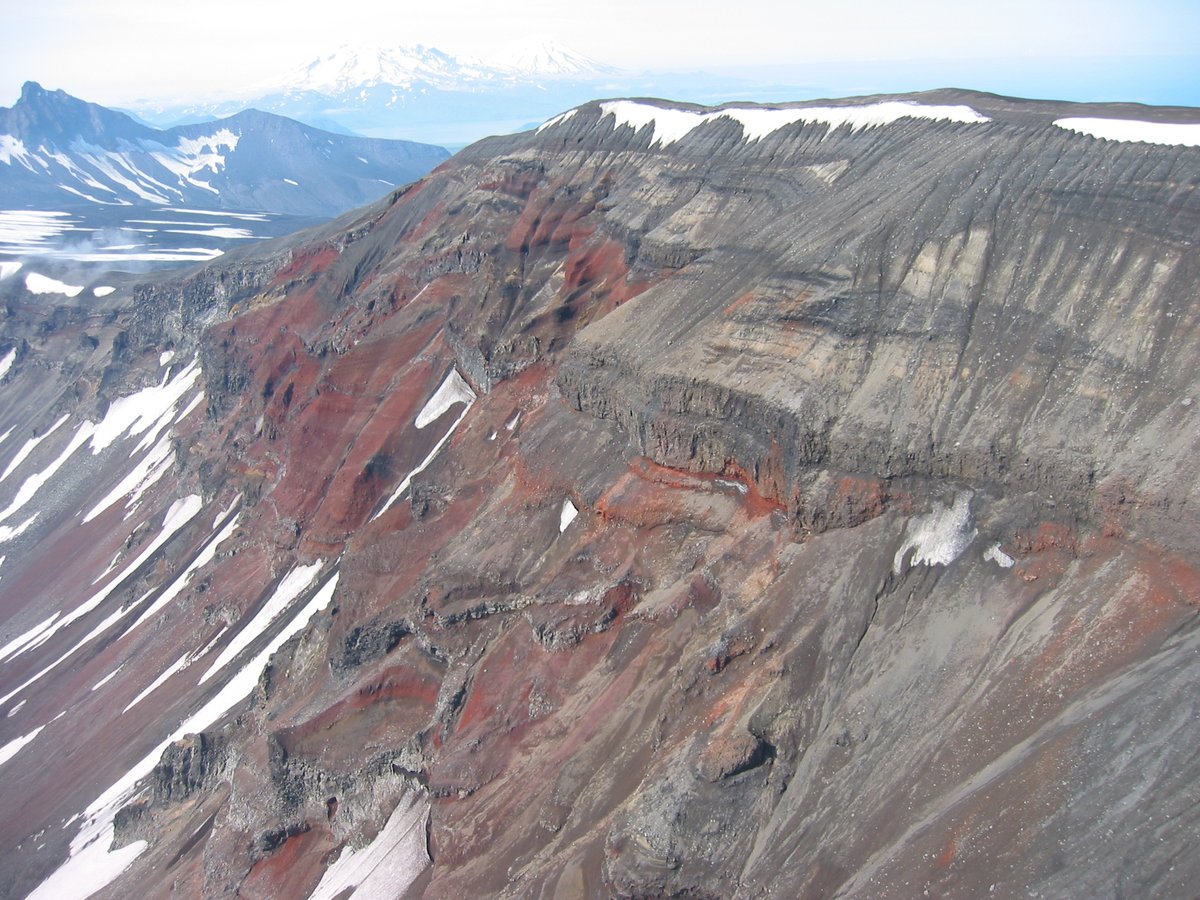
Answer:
555 108 1200 553
1 92 1199 900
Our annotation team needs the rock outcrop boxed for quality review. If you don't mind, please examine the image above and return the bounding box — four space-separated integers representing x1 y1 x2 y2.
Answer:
0 90 1198 899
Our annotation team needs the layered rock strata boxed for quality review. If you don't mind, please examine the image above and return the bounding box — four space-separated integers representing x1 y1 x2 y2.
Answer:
0 90 1197 899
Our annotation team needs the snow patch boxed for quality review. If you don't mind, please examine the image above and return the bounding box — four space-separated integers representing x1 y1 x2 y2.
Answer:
0 494 202 676
0 260 22 279
1 414 69 482
28 570 339 900
373 372 476 520
159 350 175 367
984 543 1016 568
92 286 115 297
121 652 189 714
213 493 242 529
199 560 323 683
536 108 579 133
6 698 25 717
122 510 240 637
89 357 201 453
0 512 40 544
90 666 123 691
893 492 977 574
25 821 146 900
0 349 13 380
0 420 96 526
0 723 46 766
599 100 990 147
415 368 476 428
82 432 174 523
157 207 268 220
0 134 35 168
1053 117 1200 147
309 786 431 900
0 612 61 663
122 619 231 714
163 225 254 239
25 271 84 297
559 498 579 533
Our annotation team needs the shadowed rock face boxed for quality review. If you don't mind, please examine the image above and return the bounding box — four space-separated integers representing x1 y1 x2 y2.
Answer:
0 90 1198 899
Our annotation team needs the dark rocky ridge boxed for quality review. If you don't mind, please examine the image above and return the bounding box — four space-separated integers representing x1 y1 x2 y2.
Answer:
0 90 1196 899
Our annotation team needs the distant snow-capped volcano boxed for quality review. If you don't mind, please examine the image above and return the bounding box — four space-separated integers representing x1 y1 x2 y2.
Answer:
488 35 619 79
267 37 618 97
129 37 627 146
272 44 494 96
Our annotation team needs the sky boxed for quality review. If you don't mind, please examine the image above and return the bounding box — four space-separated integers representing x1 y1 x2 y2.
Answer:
2 0 1199 108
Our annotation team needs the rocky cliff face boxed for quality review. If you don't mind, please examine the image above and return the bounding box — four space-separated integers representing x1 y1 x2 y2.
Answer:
0 90 1198 899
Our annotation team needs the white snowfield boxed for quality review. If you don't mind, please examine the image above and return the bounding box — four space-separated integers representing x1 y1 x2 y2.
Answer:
308 785 432 900
164 207 269 221
535 108 579 134
25 271 84 297
0 414 69 483
89 356 202 453
81 433 174 523
0 211 78 256
0 359 201 549
559 498 579 533
121 508 241 639
984 542 1016 568
550 100 992 147
0 129 240 204
0 724 46 767
199 560 324 683
164 225 254 240
414 368 476 429
0 495 203 702
491 34 611 78
893 492 978 574
0 420 96 527
0 260 22 279
1053 117 1200 147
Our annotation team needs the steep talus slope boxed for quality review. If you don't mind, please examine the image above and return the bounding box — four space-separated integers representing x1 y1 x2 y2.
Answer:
0 91 1197 899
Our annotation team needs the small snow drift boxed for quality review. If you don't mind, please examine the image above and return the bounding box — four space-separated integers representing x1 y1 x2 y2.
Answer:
415 368 476 429
893 492 977 574
559 498 579 533
24 271 83 297
1054 117 1200 147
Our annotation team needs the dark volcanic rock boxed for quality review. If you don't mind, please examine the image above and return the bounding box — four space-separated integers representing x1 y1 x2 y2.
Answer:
0 90 1199 900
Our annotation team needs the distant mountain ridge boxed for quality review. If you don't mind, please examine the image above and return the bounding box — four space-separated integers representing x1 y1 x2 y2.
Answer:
0 82 449 217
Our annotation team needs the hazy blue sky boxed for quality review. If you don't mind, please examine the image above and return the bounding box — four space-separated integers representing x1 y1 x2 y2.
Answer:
2 0 1198 107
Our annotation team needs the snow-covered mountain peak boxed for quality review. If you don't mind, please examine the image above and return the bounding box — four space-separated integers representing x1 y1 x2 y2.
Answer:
275 44 481 95
487 35 617 79
269 38 618 97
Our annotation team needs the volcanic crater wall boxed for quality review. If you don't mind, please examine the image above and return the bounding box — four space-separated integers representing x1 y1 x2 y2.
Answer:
0 92 1198 900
